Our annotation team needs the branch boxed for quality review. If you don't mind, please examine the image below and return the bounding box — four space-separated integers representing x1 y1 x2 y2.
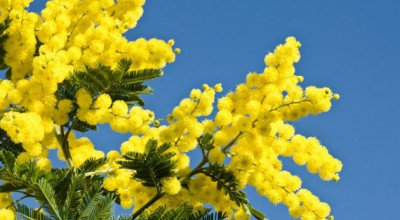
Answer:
222 131 243 153
130 192 165 220
61 118 79 168
270 99 311 112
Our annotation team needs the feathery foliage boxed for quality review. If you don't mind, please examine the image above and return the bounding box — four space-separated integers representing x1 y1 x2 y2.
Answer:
0 128 25 156
16 203 52 220
201 163 248 206
58 58 161 107
56 58 161 132
0 19 9 70
117 139 177 190
138 203 227 220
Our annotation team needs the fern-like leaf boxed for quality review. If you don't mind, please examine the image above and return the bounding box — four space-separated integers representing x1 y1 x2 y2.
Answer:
137 205 167 220
33 179 62 220
62 173 85 219
200 163 248 207
0 19 10 70
112 214 133 220
138 203 227 220
117 139 177 189
70 119 98 132
16 203 52 220
159 202 193 220
76 180 114 220
78 157 108 174
82 193 115 220
58 59 162 108
0 150 16 172
198 133 215 151
0 129 25 156
243 204 268 220
0 182 24 192
121 69 163 85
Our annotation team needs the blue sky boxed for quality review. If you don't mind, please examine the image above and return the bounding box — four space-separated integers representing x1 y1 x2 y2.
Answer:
27 0 400 219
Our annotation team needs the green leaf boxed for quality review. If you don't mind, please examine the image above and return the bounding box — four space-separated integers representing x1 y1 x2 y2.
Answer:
58 59 162 109
16 203 52 220
201 163 248 207
112 214 132 220
62 173 85 219
122 69 163 85
33 179 62 220
0 19 10 71
77 180 115 220
83 193 115 220
117 139 177 189
18 160 46 184
138 203 227 220
194 211 227 220
113 58 133 80
0 129 25 156
70 119 97 133
243 204 268 220
0 150 16 172
159 202 193 220
77 157 108 174
198 133 215 151
0 182 24 192
47 169 71 209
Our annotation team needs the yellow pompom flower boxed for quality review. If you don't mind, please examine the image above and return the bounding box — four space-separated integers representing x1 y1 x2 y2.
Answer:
17 152 31 163
215 109 232 127
0 208 15 220
208 148 225 164
174 48 181 54
112 100 129 117
0 193 12 208
57 99 73 113
190 89 201 100
37 158 52 171
214 83 223 92
76 88 92 109
161 177 181 195
333 93 340 100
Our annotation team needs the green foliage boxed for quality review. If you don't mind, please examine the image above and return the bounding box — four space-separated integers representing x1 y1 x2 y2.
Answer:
0 128 25 156
77 157 108 174
58 58 161 106
16 203 52 220
56 58 162 132
193 157 267 220
75 180 115 220
0 19 10 70
138 203 227 220
243 204 268 220
117 139 177 190
197 133 215 151
0 152 118 220
200 163 248 207
32 179 63 220
69 120 98 133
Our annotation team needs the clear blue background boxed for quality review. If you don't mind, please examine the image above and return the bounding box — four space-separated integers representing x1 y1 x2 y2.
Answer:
27 0 400 219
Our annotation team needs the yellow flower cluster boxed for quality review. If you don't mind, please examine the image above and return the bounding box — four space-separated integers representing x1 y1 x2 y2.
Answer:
0 1 341 219
103 150 157 209
76 89 155 134
0 192 14 220
103 37 341 220
103 85 222 210
212 37 342 219
0 0 177 166
60 132 104 167
1 0 37 81
0 111 46 156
